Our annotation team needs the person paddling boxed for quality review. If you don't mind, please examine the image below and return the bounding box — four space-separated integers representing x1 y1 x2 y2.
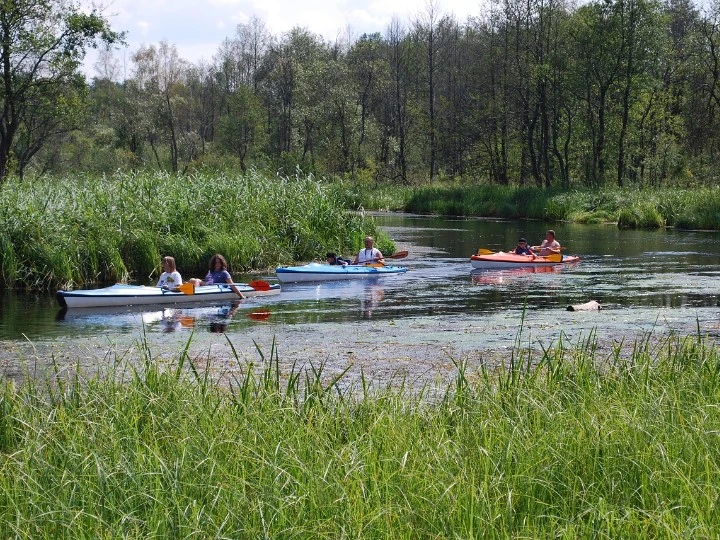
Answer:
188 254 246 299
533 230 561 256
353 236 384 265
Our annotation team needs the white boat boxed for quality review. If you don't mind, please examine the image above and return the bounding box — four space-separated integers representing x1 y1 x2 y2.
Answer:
275 262 407 283
56 282 280 309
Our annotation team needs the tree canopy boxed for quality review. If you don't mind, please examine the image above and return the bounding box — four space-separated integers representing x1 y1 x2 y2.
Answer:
0 0 122 179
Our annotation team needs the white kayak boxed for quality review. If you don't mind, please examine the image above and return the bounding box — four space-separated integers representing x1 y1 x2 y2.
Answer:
275 262 408 283
56 282 280 309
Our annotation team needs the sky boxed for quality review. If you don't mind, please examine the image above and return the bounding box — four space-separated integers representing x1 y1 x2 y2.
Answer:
83 0 484 78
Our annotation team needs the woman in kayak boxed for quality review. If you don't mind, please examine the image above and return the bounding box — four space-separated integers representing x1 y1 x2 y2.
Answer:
157 256 183 290
512 238 535 256
188 254 246 299
353 236 384 265
533 230 561 256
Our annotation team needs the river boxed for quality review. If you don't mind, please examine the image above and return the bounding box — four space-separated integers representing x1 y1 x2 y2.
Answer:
1 214 718 386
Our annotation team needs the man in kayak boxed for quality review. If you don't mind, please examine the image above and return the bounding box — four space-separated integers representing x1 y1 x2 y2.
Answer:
353 236 384 265
533 230 561 256
512 238 535 256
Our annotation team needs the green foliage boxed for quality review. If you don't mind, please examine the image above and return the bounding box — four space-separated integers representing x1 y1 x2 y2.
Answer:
0 0 122 179
393 183 720 230
617 204 665 229
1 332 720 536
0 170 390 290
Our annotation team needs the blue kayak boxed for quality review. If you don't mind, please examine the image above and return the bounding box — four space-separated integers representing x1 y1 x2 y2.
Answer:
275 262 407 283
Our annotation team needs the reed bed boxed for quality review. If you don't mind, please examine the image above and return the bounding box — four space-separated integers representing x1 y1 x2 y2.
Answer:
0 332 718 537
1 171 391 290
400 184 720 229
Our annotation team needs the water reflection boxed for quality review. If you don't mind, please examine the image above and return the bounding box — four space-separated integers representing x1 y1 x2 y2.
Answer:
470 265 563 286
360 280 385 319
56 300 266 334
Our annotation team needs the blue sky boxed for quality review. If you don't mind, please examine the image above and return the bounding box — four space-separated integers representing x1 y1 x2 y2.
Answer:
84 0 484 77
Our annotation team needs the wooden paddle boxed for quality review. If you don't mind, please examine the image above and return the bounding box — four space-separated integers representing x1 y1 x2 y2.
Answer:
177 280 272 295
387 250 409 259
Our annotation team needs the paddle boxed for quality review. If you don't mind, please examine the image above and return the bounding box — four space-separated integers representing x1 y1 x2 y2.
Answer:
176 280 271 295
386 250 409 259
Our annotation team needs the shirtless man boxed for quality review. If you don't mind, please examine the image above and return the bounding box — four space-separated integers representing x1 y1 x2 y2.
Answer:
533 230 561 256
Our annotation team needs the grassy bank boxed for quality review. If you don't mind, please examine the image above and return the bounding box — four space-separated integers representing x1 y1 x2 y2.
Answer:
0 332 719 536
348 181 720 229
1 171 392 290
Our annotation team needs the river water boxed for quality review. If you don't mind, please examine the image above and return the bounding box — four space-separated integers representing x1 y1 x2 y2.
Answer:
1 214 718 385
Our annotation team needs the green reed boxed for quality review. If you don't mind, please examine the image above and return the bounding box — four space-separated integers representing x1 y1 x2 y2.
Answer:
1 170 392 289
0 331 719 537
399 183 720 229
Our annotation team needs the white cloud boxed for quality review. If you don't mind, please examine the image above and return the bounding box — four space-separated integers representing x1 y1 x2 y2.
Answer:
82 0 484 78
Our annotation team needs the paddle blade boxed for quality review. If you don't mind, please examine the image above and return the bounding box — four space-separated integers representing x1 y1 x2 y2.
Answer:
544 253 563 263
388 250 409 259
248 280 271 291
365 263 385 268
177 282 195 295
477 248 495 255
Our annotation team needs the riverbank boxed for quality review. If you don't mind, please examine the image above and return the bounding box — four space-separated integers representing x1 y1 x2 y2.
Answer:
333 179 720 230
1 330 719 536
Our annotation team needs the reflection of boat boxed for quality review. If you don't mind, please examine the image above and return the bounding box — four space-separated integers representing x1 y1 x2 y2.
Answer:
275 262 407 283
57 301 268 331
471 265 562 285
470 251 580 270
56 282 281 309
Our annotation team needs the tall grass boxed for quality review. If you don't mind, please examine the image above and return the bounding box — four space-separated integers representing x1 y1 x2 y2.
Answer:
2 170 392 290
399 183 720 229
1 331 719 536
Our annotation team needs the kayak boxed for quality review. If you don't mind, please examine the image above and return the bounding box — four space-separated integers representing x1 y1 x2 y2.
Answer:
470 251 580 270
275 262 408 283
56 282 281 309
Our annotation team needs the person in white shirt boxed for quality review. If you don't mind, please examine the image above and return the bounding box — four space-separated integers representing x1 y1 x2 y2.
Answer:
353 236 384 265
157 256 183 290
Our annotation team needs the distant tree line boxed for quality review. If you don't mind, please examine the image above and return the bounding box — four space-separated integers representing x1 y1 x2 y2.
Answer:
4 0 720 188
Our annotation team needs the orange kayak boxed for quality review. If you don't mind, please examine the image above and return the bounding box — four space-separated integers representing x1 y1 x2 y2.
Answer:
470 251 580 270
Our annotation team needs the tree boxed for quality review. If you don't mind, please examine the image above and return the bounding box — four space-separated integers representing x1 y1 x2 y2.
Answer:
132 41 191 173
0 0 122 180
